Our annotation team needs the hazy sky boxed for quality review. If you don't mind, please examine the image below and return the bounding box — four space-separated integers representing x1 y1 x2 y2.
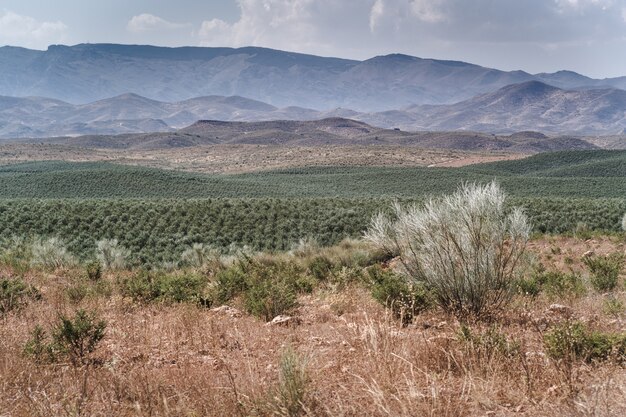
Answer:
1 0 626 78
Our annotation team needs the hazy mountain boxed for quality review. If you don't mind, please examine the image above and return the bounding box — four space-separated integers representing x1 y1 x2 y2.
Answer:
0 94 320 138
1 43 625 112
2 80 626 138
396 81 626 135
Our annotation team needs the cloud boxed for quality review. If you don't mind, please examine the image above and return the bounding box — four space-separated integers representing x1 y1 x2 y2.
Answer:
197 0 373 55
0 11 67 49
127 14 191 33
196 0 626 54
192 0 626 77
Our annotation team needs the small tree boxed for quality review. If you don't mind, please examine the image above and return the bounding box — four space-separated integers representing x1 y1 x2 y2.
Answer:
96 239 130 270
621 213 626 233
365 182 530 319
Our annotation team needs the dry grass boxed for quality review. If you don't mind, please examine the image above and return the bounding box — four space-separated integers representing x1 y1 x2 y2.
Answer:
1 236 625 416
0 143 524 174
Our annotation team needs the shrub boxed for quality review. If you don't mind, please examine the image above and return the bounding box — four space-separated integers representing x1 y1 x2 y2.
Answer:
531 270 586 298
25 310 107 366
289 237 319 258
275 347 310 416
0 236 33 272
365 182 530 319
458 325 520 362
212 262 248 305
157 273 209 303
307 255 334 281
180 243 221 269
119 270 209 304
603 297 624 317
544 321 626 363
96 239 130 270
23 326 55 363
583 253 624 292
368 265 431 324
0 278 39 314
85 260 102 281
52 309 107 366
243 278 297 321
66 283 89 304
30 237 75 268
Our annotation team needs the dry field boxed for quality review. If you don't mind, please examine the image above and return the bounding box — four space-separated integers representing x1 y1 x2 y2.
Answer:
0 143 526 173
1 236 625 417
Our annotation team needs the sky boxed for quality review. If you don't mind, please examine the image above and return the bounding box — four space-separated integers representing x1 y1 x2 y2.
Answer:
1 0 626 78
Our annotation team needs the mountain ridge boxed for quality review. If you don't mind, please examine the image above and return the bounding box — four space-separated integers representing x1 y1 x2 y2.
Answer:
1 43 625 111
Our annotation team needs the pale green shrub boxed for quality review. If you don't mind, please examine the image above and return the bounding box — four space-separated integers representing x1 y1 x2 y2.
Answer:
365 182 530 319
96 239 130 270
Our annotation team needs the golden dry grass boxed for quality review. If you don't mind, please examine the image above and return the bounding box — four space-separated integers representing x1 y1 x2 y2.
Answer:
1 236 625 416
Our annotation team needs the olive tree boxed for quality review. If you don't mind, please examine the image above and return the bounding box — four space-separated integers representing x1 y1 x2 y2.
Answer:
365 182 530 319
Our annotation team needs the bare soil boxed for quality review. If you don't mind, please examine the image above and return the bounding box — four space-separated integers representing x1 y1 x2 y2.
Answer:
0 143 526 173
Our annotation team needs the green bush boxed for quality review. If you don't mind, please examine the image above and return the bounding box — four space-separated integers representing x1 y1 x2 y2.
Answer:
66 283 89 304
537 270 586 298
23 326 55 363
544 321 626 363
583 253 624 292
307 255 334 281
212 263 248 305
119 270 209 304
0 278 40 314
368 265 431 324
25 310 107 366
243 278 297 321
241 259 305 321
85 260 102 281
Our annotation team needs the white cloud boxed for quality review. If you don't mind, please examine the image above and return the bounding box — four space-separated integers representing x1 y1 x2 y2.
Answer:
196 0 372 55
195 0 626 55
0 11 67 49
127 14 190 33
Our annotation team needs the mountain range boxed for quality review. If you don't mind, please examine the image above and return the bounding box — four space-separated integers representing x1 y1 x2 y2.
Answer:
1 81 626 138
1 43 626 112
0 43 626 139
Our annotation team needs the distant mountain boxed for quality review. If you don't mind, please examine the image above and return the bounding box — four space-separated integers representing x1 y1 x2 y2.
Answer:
1 43 625 111
398 81 626 135
0 93 320 138
2 80 626 138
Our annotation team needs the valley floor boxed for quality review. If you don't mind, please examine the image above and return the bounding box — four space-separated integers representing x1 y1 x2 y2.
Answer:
0 143 525 174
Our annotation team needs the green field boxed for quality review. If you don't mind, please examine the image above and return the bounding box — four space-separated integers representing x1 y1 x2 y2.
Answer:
0 150 624 264
0 150 624 199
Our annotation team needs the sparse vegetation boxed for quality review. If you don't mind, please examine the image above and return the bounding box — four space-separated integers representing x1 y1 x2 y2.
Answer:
583 252 625 292
2 151 626 415
24 309 106 366
544 321 626 363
